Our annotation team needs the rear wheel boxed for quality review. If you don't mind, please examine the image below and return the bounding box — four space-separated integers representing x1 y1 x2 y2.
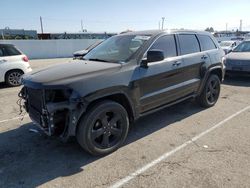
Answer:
77 100 129 156
5 70 23 87
197 74 221 107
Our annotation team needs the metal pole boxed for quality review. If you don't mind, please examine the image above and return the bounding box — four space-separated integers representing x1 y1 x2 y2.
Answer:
240 19 242 31
40 16 44 34
161 17 165 30
1 31 4 40
81 20 84 32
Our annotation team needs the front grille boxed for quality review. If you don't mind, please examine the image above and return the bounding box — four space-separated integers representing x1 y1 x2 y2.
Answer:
27 88 44 113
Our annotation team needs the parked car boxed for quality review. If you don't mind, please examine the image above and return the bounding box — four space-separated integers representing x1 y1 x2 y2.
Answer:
224 40 250 75
220 40 239 54
19 30 225 156
73 41 103 59
0 44 32 86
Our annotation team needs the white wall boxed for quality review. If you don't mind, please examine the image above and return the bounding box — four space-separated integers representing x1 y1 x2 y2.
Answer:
0 39 102 59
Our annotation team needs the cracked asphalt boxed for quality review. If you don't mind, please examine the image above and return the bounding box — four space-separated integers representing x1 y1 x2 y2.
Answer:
0 58 250 188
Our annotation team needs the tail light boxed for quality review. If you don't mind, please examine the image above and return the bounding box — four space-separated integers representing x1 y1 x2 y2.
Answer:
22 56 29 62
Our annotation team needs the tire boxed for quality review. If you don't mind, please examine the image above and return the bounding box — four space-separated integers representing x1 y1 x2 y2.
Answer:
76 100 129 156
197 74 221 108
5 70 23 87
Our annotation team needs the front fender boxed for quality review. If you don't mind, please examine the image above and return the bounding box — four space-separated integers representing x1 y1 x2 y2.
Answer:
83 86 138 119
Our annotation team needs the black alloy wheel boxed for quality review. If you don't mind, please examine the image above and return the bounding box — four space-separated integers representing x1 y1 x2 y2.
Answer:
197 74 221 107
91 111 124 149
77 100 129 156
206 76 220 104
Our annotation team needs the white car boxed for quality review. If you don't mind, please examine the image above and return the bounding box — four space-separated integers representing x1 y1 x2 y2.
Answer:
0 44 32 86
220 41 240 54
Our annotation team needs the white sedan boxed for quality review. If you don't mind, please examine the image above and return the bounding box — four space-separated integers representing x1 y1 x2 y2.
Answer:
0 44 32 86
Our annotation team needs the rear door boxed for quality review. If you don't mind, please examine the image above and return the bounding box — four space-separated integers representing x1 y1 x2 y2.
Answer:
176 34 210 94
138 34 185 113
0 46 7 81
197 34 220 67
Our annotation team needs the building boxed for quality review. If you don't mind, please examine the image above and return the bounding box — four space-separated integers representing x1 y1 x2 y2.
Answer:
0 28 116 40
0 28 38 39
38 32 117 40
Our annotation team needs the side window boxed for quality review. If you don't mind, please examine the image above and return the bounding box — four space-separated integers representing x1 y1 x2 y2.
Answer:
0 48 4 57
4 46 21 56
149 35 177 58
198 35 217 51
178 34 200 55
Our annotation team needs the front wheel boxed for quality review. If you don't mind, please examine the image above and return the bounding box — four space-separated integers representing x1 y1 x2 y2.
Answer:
197 74 221 108
76 100 129 156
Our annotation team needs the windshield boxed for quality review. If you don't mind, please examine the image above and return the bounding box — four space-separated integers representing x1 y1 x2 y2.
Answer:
220 41 233 47
233 41 250 52
84 35 151 63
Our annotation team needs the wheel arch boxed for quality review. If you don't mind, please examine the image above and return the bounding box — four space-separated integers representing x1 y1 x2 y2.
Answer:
84 91 136 123
198 65 223 95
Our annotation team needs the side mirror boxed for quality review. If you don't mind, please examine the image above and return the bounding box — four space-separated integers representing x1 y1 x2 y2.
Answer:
73 50 89 59
141 50 164 68
147 50 164 62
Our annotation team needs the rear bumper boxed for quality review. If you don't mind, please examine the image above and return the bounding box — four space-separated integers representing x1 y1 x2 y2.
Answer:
23 66 32 74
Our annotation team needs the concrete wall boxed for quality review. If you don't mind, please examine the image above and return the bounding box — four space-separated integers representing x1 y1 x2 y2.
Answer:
0 39 102 59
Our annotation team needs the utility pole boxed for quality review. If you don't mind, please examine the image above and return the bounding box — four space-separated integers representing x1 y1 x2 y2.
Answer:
226 23 228 32
1 31 4 40
240 19 242 31
161 17 165 30
40 16 44 34
81 19 83 32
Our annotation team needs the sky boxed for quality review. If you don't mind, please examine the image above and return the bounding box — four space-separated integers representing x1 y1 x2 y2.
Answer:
1 0 250 33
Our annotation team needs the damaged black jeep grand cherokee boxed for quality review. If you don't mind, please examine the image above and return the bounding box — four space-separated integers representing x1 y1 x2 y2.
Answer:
19 30 225 156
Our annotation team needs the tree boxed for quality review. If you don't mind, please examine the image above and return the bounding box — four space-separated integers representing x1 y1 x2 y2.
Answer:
205 27 214 33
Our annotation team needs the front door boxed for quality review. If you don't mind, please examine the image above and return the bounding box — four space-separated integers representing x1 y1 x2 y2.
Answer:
137 34 185 113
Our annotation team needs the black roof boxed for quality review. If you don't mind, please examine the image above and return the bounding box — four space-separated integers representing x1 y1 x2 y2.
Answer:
119 29 211 37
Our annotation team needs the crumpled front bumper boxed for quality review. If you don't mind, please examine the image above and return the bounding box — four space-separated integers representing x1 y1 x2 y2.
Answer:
19 87 86 139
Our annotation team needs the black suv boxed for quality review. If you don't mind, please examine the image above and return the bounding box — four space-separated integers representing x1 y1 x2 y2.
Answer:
20 30 225 156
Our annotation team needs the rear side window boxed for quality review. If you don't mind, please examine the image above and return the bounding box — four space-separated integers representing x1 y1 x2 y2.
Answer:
178 34 200 55
150 35 177 58
198 35 217 51
0 45 21 56
0 48 4 57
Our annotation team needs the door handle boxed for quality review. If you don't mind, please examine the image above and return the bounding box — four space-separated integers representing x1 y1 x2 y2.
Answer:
172 61 182 66
201 55 208 60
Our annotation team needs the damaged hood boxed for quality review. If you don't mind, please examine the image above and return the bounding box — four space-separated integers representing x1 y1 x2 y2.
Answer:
23 60 121 87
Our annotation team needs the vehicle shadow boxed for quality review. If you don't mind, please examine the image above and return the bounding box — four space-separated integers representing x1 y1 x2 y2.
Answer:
0 82 22 90
223 76 250 87
0 83 9 89
0 100 204 187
